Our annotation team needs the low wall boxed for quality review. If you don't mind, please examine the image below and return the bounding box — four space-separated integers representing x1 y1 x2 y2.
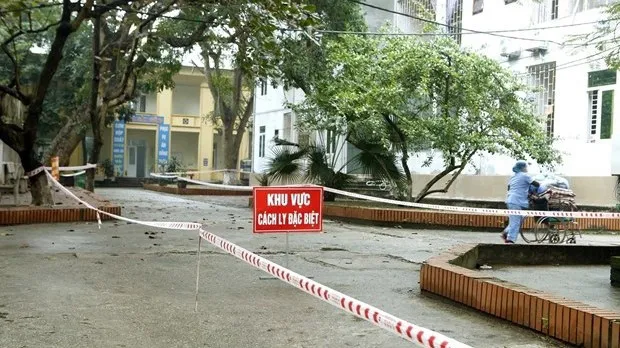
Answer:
249 174 620 207
0 206 121 225
409 174 619 208
144 184 251 196
420 244 620 348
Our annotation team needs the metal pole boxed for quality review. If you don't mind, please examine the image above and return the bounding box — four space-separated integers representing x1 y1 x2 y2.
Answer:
285 232 289 269
194 237 202 312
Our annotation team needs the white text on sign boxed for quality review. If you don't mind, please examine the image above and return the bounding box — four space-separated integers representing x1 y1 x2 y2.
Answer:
267 193 312 207
257 212 320 226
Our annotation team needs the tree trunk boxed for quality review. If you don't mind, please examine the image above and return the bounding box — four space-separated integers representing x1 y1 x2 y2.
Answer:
414 150 478 202
85 15 102 193
19 150 54 206
413 164 458 203
222 127 239 185
43 118 87 166
383 115 413 199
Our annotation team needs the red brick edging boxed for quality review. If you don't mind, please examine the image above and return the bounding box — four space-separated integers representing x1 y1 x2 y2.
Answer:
420 245 620 347
144 184 251 196
0 206 121 225
322 204 620 231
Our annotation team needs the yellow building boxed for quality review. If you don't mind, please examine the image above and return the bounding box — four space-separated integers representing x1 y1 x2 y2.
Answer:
69 66 250 182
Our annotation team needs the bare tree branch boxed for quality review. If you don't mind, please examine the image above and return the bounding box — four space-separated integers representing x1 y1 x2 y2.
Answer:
23 0 93 141
104 1 176 104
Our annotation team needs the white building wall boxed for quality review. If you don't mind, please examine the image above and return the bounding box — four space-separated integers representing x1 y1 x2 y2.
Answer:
409 0 620 177
252 0 425 175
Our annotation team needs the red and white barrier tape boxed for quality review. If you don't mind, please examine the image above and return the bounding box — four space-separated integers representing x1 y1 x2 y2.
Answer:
198 228 471 348
45 171 201 230
60 170 86 177
159 169 252 176
25 167 46 178
44 163 97 171
159 174 620 219
44 173 471 347
25 164 98 178
150 173 179 179
177 176 253 191
322 186 620 219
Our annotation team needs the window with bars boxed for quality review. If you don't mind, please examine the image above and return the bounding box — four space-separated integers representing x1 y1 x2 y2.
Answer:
531 0 560 24
587 69 616 141
447 0 464 45
527 62 557 137
131 95 147 113
260 79 268 96
567 0 617 14
258 126 266 157
395 0 436 34
325 130 337 154
283 113 292 141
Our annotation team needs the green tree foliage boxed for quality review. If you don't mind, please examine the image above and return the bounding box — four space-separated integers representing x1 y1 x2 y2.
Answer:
83 0 183 191
267 133 403 201
295 34 561 202
278 0 367 93
0 0 100 205
582 2 620 69
159 0 319 184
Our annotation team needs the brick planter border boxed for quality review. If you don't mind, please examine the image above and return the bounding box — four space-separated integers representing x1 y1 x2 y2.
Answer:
322 204 620 231
144 184 251 196
247 197 620 231
0 205 121 226
420 244 620 348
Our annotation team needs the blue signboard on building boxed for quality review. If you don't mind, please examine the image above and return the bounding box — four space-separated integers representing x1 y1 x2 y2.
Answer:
112 121 126 176
131 114 164 125
158 124 170 165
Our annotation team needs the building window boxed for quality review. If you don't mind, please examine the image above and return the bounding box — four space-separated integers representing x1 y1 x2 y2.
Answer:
571 0 616 13
325 130 337 154
283 112 292 141
527 62 557 137
551 0 559 20
131 95 147 113
397 0 435 33
258 126 266 157
588 69 617 88
473 0 484 15
587 69 616 141
260 79 268 96
447 0 463 45
505 0 517 3
532 0 560 24
274 129 279 139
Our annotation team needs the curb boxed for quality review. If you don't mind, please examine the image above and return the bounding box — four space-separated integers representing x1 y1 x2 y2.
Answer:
420 244 620 347
143 184 251 196
0 205 121 225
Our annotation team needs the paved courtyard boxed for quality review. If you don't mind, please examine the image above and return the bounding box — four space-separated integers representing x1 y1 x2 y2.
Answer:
2 188 619 347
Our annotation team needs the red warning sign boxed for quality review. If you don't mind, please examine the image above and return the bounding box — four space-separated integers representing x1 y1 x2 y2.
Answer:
253 186 324 233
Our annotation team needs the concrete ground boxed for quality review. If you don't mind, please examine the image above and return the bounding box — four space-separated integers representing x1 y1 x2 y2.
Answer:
2 189 619 348
493 266 620 310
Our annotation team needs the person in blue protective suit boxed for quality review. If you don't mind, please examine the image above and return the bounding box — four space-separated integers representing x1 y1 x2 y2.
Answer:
501 161 540 243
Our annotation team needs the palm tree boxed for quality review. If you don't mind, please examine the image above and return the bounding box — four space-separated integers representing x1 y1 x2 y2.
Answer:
266 131 405 201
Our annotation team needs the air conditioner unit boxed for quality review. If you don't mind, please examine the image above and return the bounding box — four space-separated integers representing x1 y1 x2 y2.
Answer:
500 45 521 61
525 41 549 56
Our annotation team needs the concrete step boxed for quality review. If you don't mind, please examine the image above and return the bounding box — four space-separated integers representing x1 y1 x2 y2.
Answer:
611 256 620 269
611 268 620 281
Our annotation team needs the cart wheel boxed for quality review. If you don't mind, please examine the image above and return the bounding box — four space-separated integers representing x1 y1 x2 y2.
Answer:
549 234 561 244
567 237 577 244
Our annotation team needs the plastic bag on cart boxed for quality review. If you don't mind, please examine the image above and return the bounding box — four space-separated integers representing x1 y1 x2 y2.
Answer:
532 173 570 190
